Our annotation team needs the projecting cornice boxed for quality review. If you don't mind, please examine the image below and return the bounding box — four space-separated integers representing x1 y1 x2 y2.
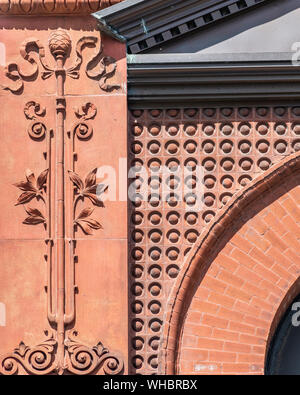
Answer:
0 0 123 15
127 53 300 107
93 0 273 54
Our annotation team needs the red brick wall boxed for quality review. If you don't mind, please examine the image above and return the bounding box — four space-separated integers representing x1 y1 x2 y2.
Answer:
161 153 300 374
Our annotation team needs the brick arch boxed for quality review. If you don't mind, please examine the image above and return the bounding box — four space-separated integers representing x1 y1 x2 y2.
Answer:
160 151 300 375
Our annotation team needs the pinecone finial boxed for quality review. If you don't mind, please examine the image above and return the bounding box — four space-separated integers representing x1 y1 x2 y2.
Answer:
48 29 71 59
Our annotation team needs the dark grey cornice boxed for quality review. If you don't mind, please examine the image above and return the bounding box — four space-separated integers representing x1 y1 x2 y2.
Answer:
127 53 300 108
93 0 273 53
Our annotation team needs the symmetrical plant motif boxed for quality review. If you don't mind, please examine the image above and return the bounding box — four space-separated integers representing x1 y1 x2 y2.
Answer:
1 30 120 94
0 29 124 376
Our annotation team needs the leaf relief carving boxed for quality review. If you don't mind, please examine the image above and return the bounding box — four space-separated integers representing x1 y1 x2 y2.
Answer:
14 169 48 205
68 168 107 235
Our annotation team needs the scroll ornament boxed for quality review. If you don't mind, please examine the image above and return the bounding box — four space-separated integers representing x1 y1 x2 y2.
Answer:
0 29 124 375
1 29 120 94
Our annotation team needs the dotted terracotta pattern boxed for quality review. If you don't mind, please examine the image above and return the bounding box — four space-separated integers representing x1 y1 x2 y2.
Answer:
128 106 300 374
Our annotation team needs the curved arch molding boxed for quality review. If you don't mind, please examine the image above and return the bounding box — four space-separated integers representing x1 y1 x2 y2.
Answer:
160 151 300 374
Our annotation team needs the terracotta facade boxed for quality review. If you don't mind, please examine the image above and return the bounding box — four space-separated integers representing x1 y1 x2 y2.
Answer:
0 0 300 376
128 106 300 374
0 5 128 375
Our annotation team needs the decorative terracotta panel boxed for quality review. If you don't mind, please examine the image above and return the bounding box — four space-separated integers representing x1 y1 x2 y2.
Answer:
0 18 127 375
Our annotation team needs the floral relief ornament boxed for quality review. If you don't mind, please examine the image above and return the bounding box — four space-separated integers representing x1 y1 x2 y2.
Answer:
68 168 108 235
1 28 120 93
1 28 124 375
14 168 48 225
